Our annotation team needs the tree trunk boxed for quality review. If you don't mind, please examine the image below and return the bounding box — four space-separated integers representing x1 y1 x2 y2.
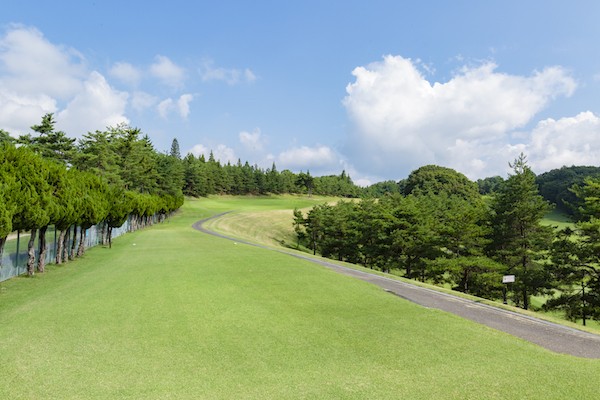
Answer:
27 228 37 276
56 230 65 264
101 222 106 246
62 230 69 264
77 228 86 257
0 236 6 271
108 227 113 249
37 226 48 273
582 283 586 326
70 226 78 260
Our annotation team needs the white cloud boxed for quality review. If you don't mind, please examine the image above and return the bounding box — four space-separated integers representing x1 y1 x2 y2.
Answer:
214 144 237 164
0 25 86 100
245 69 257 82
187 143 237 164
343 55 577 179
0 89 57 136
150 55 186 88
188 144 209 158
239 128 264 152
56 71 129 136
132 91 158 112
177 94 194 118
109 62 142 86
156 94 193 119
276 144 340 172
199 60 256 85
418 111 600 180
525 111 600 173
0 25 131 137
157 98 174 119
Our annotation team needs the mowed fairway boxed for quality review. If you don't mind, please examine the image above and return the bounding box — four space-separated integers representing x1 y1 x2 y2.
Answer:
1 197 600 399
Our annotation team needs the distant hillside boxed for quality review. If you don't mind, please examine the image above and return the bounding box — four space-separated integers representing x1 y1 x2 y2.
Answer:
535 166 600 215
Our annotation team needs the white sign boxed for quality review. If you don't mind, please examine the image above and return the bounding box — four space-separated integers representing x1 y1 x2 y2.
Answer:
503 275 515 283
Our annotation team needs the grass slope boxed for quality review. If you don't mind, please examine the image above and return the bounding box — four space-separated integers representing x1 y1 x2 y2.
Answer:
1 197 599 399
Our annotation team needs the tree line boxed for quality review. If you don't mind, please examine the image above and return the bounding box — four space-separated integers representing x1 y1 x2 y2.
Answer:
182 154 360 197
0 114 183 277
294 158 600 325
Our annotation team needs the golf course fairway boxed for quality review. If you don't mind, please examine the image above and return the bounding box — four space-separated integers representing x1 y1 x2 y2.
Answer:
1 196 599 399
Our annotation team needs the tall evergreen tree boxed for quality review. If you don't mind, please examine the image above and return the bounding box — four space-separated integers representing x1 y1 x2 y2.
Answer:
546 177 600 324
487 154 554 309
170 138 181 159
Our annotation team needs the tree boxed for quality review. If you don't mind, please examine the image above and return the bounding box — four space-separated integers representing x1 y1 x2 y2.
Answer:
404 165 479 200
4 146 53 276
545 177 600 324
170 138 181 159
0 143 20 270
297 171 314 197
75 174 109 257
52 168 85 264
75 129 122 186
292 208 306 249
18 113 75 164
547 227 600 324
535 165 600 216
487 154 554 309
0 129 14 145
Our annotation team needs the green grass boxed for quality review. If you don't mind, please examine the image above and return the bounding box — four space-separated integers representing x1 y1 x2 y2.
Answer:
541 208 574 230
1 197 600 399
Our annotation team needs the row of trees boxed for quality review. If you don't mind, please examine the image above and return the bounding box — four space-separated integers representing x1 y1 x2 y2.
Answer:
0 114 184 277
182 153 360 198
294 157 600 324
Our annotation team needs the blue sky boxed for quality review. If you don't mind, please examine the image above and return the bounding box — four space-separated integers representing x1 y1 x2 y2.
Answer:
2 1 600 185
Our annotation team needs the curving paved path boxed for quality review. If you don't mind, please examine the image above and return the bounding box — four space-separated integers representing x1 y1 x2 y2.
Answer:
193 213 600 359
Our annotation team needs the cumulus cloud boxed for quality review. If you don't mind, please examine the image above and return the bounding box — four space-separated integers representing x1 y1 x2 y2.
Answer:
109 62 142 86
342 55 577 179
150 55 186 88
276 144 340 172
188 143 237 164
199 60 256 85
524 111 600 173
437 111 600 179
239 128 264 152
0 25 131 137
56 71 129 135
0 89 57 136
0 25 86 100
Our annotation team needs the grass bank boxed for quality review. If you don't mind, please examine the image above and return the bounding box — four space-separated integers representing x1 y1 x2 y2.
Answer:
1 196 599 399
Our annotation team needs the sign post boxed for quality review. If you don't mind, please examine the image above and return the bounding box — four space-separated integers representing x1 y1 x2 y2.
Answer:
502 275 515 305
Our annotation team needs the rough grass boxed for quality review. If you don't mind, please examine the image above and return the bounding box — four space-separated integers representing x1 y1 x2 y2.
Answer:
1 197 600 399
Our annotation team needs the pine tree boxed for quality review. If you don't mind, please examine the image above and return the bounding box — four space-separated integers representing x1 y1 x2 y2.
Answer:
170 138 181 159
546 177 600 324
487 154 554 309
18 113 75 164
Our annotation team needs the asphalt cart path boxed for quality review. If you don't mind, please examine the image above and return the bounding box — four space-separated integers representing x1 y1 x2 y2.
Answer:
192 213 600 359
